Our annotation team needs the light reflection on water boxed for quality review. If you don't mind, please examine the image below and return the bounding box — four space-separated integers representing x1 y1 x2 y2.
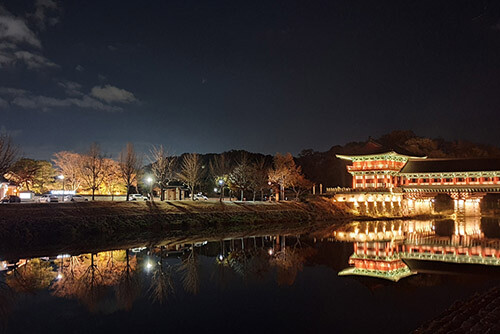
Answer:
1 218 500 333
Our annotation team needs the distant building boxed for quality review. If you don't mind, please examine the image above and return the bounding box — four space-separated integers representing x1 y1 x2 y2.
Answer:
0 177 17 199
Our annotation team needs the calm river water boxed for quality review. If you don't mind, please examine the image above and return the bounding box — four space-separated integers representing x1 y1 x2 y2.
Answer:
2 217 500 333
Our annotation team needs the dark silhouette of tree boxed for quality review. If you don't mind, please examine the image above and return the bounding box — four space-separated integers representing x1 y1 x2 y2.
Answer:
119 143 142 201
0 135 18 177
81 143 106 200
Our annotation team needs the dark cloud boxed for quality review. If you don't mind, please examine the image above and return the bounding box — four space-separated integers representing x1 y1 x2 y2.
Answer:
90 85 137 104
29 0 61 30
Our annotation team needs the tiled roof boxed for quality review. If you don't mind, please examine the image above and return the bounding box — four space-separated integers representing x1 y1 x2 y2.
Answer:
400 158 500 173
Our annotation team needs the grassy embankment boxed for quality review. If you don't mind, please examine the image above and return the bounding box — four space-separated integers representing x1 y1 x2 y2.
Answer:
0 197 444 258
0 198 348 258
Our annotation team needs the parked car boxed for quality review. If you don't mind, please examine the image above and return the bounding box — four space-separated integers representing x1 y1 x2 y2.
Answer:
38 194 59 203
63 194 88 202
193 192 208 201
130 194 147 201
1 195 21 203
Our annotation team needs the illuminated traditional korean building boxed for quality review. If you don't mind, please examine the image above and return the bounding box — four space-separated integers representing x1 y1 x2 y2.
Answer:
336 141 426 189
336 140 500 192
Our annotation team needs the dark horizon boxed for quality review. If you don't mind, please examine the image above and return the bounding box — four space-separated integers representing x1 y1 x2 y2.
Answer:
2 1 500 160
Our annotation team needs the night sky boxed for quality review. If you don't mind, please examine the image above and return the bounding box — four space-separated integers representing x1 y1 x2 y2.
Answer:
1 0 500 160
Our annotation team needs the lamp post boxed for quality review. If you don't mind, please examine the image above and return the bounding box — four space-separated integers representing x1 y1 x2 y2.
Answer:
218 179 224 202
146 177 153 201
268 181 273 202
58 175 65 202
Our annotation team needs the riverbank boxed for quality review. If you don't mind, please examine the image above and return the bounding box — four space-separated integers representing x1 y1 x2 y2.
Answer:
0 199 348 257
0 198 445 258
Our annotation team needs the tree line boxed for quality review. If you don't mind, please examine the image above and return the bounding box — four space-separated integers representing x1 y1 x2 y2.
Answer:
2 130 496 200
0 135 312 201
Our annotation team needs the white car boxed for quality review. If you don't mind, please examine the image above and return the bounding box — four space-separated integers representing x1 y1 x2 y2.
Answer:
38 194 59 203
63 195 88 202
193 192 208 201
130 194 147 201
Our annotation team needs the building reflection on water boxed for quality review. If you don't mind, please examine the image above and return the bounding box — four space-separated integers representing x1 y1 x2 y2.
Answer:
333 212 500 281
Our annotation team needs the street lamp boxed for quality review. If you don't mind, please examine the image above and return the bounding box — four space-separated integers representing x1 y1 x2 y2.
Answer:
146 176 153 201
58 175 65 202
218 179 224 202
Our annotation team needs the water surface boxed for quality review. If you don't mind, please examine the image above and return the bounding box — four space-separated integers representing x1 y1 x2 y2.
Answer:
2 217 500 333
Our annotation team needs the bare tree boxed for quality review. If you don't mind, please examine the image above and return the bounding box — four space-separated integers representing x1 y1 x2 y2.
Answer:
119 143 142 201
229 155 252 201
209 154 231 201
177 153 202 201
53 151 83 191
268 153 299 201
0 135 18 177
81 143 106 201
149 145 176 201
102 158 125 200
249 158 270 201
289 170 312 201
